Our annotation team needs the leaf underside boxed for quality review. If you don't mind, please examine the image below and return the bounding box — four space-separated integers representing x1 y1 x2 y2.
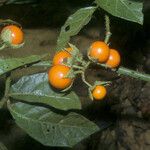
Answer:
0 55 45 76
9 102 99 147
95 0 143 25
56 7 96 50
0 142 8 150
10 73 81 110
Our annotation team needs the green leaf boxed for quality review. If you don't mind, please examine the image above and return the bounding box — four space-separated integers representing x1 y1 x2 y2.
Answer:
0 19 21 28
95 0 143 25
56 7 96 50
9 102 99 147
9 73 81 110
6 0 38 4
0 142 8 150
32 61 52 67
0 55 45 76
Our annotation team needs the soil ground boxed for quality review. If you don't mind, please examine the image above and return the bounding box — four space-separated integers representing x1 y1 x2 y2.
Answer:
0 1 150 150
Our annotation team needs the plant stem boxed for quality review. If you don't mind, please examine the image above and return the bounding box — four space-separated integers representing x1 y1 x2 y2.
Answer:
0 76 11 108
81 72 92 88
4 76 11 96
72 65 84 70
81 61 92 88
104 15 112 44
117 67 150 82
74 70 83 74
96 63 150 82
0 98 5 108
0 44 6 50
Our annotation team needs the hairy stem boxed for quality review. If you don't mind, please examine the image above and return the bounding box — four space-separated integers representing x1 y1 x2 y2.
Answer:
0 43 6 50
74 70 83 74
0 76 11 108
117 67 150 82
72 65 84 70
81 61 92 88
104 15 112 44
81 72 92 88
96 63 150 82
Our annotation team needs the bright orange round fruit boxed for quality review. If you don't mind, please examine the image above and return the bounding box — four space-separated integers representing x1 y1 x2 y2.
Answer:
52 48 72 65
89 41 110 63
92 85 107 100
1 25 23 45
106 49 121 68
48 65 73 90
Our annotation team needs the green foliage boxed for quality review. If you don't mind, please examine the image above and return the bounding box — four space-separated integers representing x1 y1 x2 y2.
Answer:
56 7 96 50
6 0 38 4
56 0 144 52
0 19 21 28
95 0 143 24
9 102 99 147
0 0 147 148
117 67 150 82
0 142 8 150
0 55 45 76
9 73 81 110
32 61 52 67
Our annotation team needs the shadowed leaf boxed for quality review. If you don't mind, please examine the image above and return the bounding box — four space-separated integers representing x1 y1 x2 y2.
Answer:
0 55 45 76
56 7 96 50
9 73 81 110
95 0 143 24
9 102 99 147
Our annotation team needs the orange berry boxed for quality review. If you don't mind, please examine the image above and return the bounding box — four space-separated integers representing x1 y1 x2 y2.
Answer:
89 41 110 63
48 65 73 90
92 85 107 100
1 25 23 45
106 49 121 68
52 48 72 65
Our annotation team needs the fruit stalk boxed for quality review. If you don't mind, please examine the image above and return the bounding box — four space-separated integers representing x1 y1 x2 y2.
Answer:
104 15 112 44
0 76 11 108
117 67 150 82
98 63 150 82
81 61 92 88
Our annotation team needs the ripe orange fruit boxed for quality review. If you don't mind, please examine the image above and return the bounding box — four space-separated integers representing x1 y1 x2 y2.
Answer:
89 41 110 63
48 65 73 90
52 48 72 65
92 85 107 100
1 25 24 45
106 49 121 68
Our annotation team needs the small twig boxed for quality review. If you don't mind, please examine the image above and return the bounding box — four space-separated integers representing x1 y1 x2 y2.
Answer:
0 76 11 108
81 61 92 88
72 65 84 70
95 62 150 82
74 70 83 75
81 72 92 88
85 61 91 69
0 43 6 50
4 76 11 96
117 67 150 82
104 15 112 44
0 98 5 108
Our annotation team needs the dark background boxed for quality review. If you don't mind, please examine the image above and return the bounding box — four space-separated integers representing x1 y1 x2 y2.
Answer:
0 0 150 150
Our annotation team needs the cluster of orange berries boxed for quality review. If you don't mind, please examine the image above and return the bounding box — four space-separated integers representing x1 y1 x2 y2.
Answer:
0 24 24 47
48 41 121 101
48 48 73 90
88 41 120 100
0 23 121 101
89 41 120 68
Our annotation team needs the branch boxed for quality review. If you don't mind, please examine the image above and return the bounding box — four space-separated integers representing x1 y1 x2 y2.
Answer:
117 67 150 82
104 15 112 44
0 76 11 108
98 63 150 82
